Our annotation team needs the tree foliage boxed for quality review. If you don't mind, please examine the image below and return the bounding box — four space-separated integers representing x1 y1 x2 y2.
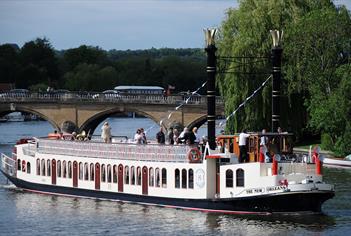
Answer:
218 0 351 154
0 40 206 93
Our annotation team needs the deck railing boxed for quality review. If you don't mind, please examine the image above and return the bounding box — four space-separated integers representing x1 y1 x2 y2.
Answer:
36 139 199 163
260 162 316 176
0 153 16 177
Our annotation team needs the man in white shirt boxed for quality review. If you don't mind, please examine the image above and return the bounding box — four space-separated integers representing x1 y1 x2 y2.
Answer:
239 130 250 163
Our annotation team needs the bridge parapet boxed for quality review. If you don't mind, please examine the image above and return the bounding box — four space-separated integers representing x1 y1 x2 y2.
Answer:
0 92 224 105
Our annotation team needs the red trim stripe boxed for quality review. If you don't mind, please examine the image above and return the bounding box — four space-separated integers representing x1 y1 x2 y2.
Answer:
206 155 222 159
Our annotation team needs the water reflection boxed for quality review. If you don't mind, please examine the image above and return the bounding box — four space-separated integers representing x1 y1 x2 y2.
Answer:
1 120 351 235
0 181 347 236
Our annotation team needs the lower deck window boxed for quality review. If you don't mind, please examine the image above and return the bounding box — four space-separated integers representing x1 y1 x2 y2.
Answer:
236 169 244 187
175 169 180 188
226 169 233 187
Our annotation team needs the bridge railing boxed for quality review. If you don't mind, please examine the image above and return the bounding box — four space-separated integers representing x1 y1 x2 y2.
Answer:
0 91 224 105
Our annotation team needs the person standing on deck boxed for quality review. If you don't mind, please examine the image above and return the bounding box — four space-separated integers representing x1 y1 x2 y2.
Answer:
134 129 143 144
173 128 180 144
101 122 112 143
156 127 166 144
260 129 269 162
140 128 147 144
167 127 174 144
192 127 200 144
239 129 250 163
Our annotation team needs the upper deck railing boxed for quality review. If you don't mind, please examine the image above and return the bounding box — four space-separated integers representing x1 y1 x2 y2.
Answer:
0 91 224 106
33 138 201 163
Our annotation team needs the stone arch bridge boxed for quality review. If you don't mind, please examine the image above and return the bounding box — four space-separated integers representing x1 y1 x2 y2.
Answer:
0 92 224 134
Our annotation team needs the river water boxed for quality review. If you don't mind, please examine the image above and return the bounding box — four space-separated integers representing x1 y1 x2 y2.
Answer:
0 118 350 235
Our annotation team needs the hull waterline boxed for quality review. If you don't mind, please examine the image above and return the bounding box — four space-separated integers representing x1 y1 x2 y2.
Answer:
1 170 334 215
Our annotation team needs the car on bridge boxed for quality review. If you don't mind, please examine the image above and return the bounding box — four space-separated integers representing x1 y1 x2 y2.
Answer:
92 90 121 99
0 89 30 98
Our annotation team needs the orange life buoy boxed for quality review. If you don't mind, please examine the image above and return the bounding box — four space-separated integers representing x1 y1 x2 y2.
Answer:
48 133 61 139
187 148 202 163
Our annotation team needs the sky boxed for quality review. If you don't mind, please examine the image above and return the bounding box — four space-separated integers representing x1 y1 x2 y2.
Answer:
0 0 350 51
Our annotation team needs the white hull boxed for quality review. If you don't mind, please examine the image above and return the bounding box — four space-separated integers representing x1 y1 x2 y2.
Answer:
1 138 335 214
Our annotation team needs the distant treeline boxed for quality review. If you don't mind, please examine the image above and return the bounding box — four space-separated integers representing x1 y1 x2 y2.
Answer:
0 40 207 93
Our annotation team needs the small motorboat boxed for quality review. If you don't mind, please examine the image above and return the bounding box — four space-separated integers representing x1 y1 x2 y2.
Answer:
320 154 351 169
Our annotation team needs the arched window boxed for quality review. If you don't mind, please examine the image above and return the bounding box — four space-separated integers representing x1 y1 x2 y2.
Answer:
149 167 154 187
57 160 61 177
84 163 89 180
236 169 244 187
125 166 129 184
47 160 51 176
62 161 67 178
113 165 118 183
181 169 187 189
17 159 21 171
131 166 135 185
161 168 167 188
155 168 160 187
27 162 31 174
41 159 46 176
68 161 72 179
107 165 112 183
188 169 194 189
101 164 106 182
90 163 94 181
79 162 83 180
36 159 40 175
175 169 180 189
137 167 141 186
226 169 233 187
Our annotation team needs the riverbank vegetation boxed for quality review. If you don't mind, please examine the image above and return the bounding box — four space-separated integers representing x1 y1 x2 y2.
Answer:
0 42 206 93
0 0 350 155
217 0 351 155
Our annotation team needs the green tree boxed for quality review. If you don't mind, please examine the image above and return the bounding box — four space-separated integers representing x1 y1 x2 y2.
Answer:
64 63 118 91
284 6 351 154
218 0 351 154
0 44 19 84
63 45 109 71
18 38 59 88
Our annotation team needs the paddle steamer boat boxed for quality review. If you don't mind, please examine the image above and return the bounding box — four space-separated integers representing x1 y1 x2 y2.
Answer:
0 29 334 214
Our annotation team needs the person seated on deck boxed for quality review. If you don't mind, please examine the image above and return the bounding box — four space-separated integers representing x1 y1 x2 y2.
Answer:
179 127 196 145
71 132 77 141
77 130 88 141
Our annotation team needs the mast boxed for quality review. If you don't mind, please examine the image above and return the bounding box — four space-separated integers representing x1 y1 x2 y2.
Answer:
270 30 283 132
204 28 217 150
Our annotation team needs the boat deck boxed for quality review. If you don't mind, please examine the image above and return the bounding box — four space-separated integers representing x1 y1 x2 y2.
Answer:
26 138 201 163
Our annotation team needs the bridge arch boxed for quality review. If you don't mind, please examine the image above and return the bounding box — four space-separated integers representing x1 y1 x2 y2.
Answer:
79 107 163 135
187 114 225 132
0 107 60 131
